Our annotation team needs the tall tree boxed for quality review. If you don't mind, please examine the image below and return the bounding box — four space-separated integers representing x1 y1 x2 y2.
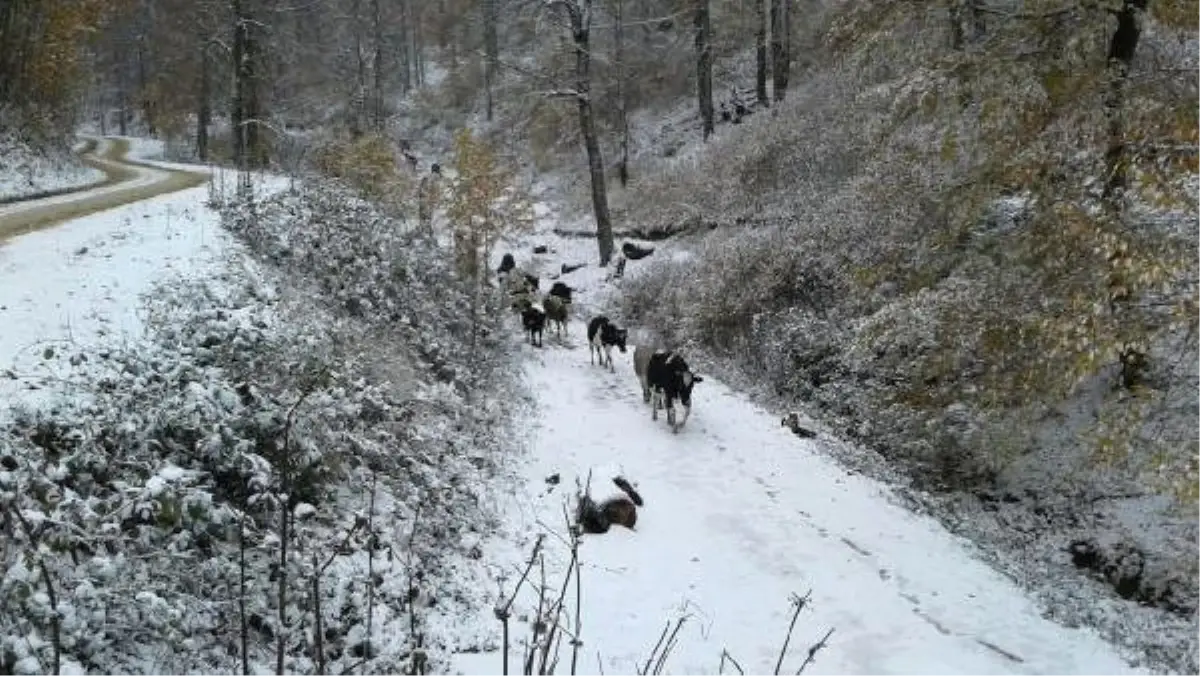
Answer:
548 0 615 265
372 0 385 130
770 0 789 101
482 0 499 121
230 0 266 168
614 0 629 186
695 0 713 140
755 0 769 107
1103 0 1146 199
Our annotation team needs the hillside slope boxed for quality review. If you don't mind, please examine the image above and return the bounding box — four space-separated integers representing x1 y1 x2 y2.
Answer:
583 1 1199 672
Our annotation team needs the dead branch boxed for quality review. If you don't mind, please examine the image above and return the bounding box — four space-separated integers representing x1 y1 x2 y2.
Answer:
794 628 836 675
774 590 813 675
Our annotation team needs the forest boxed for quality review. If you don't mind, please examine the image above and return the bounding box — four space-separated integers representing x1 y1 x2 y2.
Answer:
0 0 1197 673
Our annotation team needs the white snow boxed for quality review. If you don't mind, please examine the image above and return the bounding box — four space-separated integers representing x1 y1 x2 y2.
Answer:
0 130 1150 674
0 135 105 202
454 220 1143 675
0 136 175 222
0 137 288 414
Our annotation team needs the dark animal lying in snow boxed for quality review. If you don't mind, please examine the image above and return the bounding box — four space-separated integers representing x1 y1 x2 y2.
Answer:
587 316 628 371
633 346 703 433
622 242 654 261
522 303 546 347
533 244 549 254
782 412 817 439
549 281 574 304
497 253 516 275
543 294 569 337
577 476 645 534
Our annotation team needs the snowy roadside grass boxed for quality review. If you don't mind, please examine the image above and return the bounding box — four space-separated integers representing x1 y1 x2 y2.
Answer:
1 169 527 674
214 179 529 668
218 180 517 396
0 266 500 674
0 133 104 202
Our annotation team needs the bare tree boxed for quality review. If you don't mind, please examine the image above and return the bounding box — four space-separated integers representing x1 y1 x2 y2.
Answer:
231 0 266 168
548 0 615 265
1102 0 1146 200
695 0 713 140
770 0 789 101
755 0 769 106
372 0 385 130
483 0 499 120
614 0 630 186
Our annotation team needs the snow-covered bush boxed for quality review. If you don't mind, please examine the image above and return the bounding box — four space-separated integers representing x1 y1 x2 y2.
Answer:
220 180 514 395
0 177 524 674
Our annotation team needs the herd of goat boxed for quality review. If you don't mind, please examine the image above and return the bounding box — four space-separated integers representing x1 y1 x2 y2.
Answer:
496 252 704 435
494 247 813 534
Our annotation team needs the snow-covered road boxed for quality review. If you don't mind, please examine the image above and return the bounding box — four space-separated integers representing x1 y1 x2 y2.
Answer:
0 136 207 241
457 230 1141 675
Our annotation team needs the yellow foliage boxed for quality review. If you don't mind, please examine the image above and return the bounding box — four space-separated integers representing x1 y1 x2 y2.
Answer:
314 134 414 214
446 128 535 280
1150 0 1200 31
20 0 125 111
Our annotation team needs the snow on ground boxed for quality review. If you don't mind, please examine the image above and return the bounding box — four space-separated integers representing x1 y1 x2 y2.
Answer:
0 139 289 414
0 135 105 201
452 218 1143 675
0 136 185 223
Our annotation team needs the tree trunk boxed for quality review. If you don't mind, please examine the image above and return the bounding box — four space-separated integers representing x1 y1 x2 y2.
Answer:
231 0 247 167
239 512 250 676
1103 0 1145 199
695 0 713 140
570 0 614 265
398 0 412 91
483 0 498 121
755 0 769 106
352 0 366 135
372 0 384 130
770 0 789 102
276 503 288 675
615 0 629 186
948 0 963 50
197 43 210 161
968 0 985 43
414 9 425 86
137 34 155 135
234 0 265 170
118 85 128 136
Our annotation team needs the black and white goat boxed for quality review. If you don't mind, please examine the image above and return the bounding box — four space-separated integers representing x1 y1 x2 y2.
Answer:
522 303 546 347
633 346 704 433
543 293 569 337
587 316 627 371
548 281 574 304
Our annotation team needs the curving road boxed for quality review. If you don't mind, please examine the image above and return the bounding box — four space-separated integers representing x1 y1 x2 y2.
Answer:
0 136 209 243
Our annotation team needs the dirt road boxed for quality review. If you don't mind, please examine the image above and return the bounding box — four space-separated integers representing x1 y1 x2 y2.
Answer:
0 137 209 243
